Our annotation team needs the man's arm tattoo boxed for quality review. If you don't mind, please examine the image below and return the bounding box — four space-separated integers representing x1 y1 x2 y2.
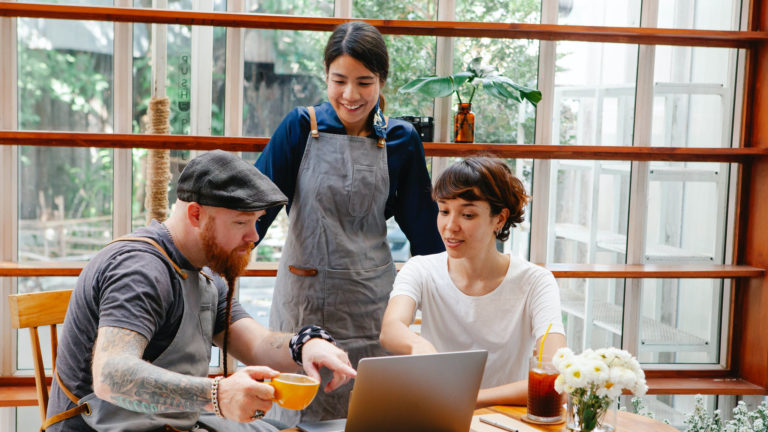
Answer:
269 332 292 350
95 327 211 414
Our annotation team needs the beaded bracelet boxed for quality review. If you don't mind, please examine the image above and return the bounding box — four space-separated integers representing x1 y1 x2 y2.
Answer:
289 325 336 366
210 376 224 418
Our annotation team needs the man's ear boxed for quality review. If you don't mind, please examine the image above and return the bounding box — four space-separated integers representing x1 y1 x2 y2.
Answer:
187 202 203 228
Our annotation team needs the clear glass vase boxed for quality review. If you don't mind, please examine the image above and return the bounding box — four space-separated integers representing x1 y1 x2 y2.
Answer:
565 393 617 432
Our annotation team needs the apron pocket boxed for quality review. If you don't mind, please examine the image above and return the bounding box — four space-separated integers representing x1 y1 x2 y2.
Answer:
323 262 395 340
347 165 376 217
198 303 213 343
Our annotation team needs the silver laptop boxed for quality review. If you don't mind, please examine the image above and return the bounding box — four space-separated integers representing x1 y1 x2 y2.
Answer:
297 350 488 432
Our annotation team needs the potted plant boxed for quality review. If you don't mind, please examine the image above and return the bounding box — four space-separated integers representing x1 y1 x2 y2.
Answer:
399 57 542 143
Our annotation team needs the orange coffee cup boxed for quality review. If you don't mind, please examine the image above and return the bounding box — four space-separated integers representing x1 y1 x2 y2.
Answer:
268 373 320 410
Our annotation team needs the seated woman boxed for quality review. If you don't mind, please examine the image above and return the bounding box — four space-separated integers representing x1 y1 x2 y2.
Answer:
380 156 566 407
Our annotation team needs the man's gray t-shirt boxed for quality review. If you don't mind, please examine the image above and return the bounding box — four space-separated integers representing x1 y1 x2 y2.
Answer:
46 220 250 432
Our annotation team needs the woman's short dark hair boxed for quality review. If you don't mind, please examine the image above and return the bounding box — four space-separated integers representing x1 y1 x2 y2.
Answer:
432 157 530 242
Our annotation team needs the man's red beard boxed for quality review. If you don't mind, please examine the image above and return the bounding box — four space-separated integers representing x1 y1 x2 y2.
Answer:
201 214 254 377
201 215 253 283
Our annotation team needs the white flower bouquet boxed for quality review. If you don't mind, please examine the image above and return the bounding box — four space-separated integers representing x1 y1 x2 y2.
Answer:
553 347 648 432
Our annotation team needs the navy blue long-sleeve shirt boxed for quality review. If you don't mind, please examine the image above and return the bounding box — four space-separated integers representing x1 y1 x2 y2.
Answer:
255 102 444 256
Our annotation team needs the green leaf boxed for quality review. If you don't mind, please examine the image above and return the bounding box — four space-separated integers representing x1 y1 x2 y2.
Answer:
467 57 484 74
399 75 455 98
495 76 543 105
399 76 434 93
452 71 474 92
491 80 522 103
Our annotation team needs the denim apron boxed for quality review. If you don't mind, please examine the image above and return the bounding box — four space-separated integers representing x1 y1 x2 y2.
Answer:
45 237 276 432
267 106 396 424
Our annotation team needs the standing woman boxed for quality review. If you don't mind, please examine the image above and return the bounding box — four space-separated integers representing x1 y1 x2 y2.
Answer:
254 21 444 423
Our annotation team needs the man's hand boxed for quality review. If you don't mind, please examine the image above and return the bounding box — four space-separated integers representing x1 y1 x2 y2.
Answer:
217 366 279 422
300 339 357 393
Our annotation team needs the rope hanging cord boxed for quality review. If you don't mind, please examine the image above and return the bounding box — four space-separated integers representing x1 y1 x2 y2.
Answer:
146 97 172 224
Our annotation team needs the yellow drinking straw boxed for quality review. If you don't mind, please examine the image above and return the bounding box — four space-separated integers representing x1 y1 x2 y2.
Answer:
538 323 553 368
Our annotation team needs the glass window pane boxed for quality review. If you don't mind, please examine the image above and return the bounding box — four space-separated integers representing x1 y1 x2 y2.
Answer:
559 278 625 353
241 29 326 137
455 0 541 23
239 276 277 328
246 0 333 16
237 1 333 138
554 42 638 147
657 0 741 30
651 46 738 149
510 158 533 259
558 0 640 27
18 16 115 260
18 17 114 131
639 278 722 364
133 0 228 10
18 148 115 260
549 160 631 264
645 162 728 262
353 0 436 20
22 0 111 5
132 22 196 135
16 406 42 432
385 34 436 120
624 394 723 430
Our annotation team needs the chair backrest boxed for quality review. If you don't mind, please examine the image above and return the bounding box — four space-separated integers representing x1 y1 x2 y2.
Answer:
8 289 72 423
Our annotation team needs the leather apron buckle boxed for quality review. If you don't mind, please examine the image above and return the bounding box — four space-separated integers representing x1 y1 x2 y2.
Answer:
289 265 318 277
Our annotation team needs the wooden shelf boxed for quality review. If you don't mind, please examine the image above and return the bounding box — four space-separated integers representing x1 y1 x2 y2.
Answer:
2 131 768 162
1 261 763 279
0 385 39 407
645 377 766 395
543 263 765 278
0 2 766 48
0 261 87 277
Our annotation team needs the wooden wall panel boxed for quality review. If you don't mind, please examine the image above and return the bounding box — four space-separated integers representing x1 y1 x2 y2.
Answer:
734 0 768 389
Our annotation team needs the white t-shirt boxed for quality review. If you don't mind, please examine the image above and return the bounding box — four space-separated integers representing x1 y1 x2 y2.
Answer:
390 252 565 389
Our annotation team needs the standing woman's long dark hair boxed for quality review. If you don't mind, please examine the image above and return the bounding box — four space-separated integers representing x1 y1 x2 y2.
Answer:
324 21 389 114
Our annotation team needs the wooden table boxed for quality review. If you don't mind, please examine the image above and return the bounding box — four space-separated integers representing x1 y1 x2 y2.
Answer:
280 405 679 432
475 406 678 432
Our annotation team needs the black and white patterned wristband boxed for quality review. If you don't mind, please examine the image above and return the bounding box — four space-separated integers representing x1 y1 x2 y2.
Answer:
289 325 335 366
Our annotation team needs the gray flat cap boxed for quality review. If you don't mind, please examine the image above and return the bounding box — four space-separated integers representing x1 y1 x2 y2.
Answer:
176 150 288 212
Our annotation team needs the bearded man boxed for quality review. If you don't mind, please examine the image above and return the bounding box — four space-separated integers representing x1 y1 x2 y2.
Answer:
45 150 356 432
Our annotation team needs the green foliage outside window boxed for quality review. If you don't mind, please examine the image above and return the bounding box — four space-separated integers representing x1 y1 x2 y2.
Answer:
16 0 543 259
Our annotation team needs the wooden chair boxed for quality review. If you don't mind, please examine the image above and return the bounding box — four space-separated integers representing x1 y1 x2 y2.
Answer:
8 289 72 423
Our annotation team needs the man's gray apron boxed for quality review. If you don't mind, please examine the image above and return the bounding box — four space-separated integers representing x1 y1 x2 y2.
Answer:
267 106 396 424
45 237 276 432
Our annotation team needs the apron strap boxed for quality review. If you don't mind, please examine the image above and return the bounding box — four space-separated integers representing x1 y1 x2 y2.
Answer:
309 105 388 147
55 368 79 404
40 369 91 431
307 106 320 138
108 236 188 279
